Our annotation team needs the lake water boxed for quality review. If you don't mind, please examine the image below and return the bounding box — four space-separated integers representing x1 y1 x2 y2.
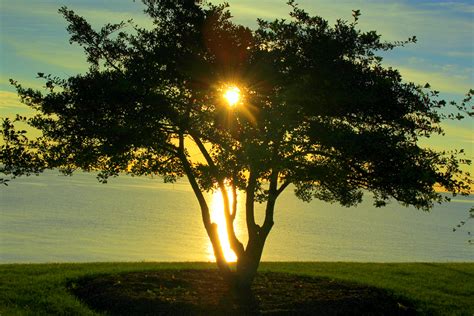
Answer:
1 170 472 263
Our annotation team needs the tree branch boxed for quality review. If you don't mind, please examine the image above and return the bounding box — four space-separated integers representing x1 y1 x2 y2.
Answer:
246 169 258 238
95 43 123 73
231 180 237 221
178 133 210 229
177 132 230 274
190 132 245 258
262 141 281 236
262 169 278 236
276 180 291 197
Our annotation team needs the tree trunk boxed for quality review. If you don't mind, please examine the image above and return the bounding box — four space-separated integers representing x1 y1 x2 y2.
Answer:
232 171 278 290
212 186 278 290
234 233 268 289
184 133 280 289
206 230 268 290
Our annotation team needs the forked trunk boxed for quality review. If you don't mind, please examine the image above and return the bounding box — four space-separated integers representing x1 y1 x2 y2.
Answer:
209 230 268 290
181 132 281 289
234 235 266 289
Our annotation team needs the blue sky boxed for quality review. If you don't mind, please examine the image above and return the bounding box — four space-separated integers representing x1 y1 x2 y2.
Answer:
0 0 472 161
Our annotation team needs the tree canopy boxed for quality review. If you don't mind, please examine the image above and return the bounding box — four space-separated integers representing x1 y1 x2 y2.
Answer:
1 0 472 287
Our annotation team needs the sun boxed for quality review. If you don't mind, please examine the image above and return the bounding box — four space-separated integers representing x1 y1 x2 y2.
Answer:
223 86 241 107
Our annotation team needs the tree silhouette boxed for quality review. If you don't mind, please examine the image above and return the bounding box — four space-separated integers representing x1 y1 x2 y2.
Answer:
1 0 472 288
453 207 474 244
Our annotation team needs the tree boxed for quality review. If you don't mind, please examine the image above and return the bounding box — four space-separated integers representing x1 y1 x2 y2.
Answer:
1 0 472 289
452 206 474 244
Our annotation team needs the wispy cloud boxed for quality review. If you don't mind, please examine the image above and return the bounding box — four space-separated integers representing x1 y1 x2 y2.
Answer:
422 1 474 14
1 1 152 76
390 64 472 95
0 90 35 119
228 2 288 21
445 124 474 143
445 51 473 59
1 1 152 29
421 120 473 148
0 91 23 110
68 7 153 29
4 37 88 73
0 75 43 91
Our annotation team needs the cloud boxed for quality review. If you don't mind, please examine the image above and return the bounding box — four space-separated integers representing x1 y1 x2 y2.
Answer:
4 37 88 73
1 1 63 20
1 1 152 29
420 121 474 163
0 91 23 110
1 1 151 75
228 2 288 21
392 64 472 95
442 123 474 146
0 75 43 91
445 51 473 59
422 1 474 14
67 7 153 29
0 90 35 119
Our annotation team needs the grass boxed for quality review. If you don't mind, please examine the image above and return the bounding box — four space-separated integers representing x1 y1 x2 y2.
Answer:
0 262 472 315
260 262 474 315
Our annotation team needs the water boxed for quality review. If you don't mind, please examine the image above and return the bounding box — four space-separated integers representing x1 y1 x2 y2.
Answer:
1 170 472 263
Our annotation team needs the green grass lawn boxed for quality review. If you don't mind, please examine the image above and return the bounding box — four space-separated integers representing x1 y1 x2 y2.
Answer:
0 262 472 315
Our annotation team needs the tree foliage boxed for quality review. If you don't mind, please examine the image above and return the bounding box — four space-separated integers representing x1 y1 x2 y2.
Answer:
452 206 474 245
1 0 472 286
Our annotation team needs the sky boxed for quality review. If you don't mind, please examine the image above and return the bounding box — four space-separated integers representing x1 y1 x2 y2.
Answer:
0 0 473 165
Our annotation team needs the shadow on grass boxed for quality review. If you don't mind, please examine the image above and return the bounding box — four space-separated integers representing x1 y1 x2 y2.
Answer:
67 269 416 315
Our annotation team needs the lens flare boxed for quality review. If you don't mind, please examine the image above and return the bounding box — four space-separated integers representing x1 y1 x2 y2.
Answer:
223 86 240 107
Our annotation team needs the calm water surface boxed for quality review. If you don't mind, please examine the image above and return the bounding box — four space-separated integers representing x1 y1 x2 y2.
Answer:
1 171 472 263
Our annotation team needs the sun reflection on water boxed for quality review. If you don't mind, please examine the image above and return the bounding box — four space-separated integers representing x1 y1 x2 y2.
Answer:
207 189 238 262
